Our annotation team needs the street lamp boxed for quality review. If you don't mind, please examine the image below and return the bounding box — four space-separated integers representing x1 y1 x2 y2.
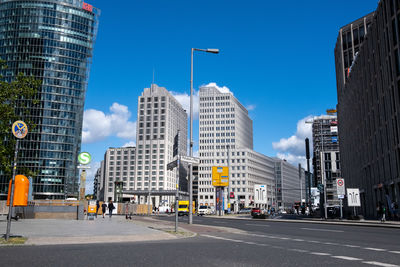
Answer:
189 48 219 224
305 118 328 220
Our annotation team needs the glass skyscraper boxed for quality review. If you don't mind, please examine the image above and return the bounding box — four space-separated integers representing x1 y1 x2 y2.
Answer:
0 0 99 199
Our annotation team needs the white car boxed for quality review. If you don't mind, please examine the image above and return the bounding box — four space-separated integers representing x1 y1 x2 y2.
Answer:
197 205 211 216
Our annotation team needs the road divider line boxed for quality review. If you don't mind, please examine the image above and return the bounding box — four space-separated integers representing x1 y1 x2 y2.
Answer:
310 252 331 256
362 261 400 267
331 256 362 261
301 227 344 233
389 251 400 254
364 248 387 252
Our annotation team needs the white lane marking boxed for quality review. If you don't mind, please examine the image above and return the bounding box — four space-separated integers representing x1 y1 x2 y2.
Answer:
279 237 290 240
332 256 362 261
324 242 339 245
389 251 400 254
362 261 400 267
301 227 344 233
311 252 331 256
364 247 387 252
344 244 360 248
244 242 257 245
308 240 322 244
288 249 309 253
245 224 270 227
293 239 305 242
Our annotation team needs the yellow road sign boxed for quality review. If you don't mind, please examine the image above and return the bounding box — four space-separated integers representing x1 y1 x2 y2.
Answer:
212 166 229 187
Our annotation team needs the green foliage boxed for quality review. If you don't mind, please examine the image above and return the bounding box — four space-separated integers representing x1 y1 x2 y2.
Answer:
0 59 41 176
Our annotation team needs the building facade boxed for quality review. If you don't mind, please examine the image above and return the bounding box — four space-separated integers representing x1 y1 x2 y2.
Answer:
0 0 99 199
198 85 305 211
101 147 136 202
275 160 306 211
134 84 188 205
335 0 400 218
334 12 374 87
311 115 341 207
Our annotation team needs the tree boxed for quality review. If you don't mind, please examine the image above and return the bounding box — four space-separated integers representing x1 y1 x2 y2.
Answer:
0 59 41 176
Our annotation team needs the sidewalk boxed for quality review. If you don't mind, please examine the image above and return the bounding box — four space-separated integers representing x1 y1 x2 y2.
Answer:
208 213 400 228
0 215 179 246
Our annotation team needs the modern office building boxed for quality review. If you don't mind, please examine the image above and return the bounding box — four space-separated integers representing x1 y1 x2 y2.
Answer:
101 147 136 202
94 160 104 200
310 115 341 207
0 0 100 199
134 84 188 205
275 161 306 210
198 85 304 211
335 0 400 218
334 12 374 87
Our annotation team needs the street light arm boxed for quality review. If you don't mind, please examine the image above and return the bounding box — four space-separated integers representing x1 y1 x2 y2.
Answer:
193 48 220 54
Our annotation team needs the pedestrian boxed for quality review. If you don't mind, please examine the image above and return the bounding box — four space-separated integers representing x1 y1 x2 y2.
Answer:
108 200 115 218
96 200 100 218
101 202 107 218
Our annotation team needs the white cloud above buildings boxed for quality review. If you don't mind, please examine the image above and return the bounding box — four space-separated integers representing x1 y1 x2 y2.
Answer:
82 102 137 144
202 82 233 95
272 116 313 167
170 90 200 119
246 104 256 111
123 141 136 147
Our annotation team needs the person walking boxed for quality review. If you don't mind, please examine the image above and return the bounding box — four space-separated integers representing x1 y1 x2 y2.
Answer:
108 200 115 218
96 200 100 218
101 202 107 218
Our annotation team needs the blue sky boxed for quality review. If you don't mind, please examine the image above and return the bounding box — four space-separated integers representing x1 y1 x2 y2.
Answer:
81 0 378 192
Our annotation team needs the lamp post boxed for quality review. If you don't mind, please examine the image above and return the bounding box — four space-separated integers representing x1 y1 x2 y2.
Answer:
306 117 327 220
189 48 219 224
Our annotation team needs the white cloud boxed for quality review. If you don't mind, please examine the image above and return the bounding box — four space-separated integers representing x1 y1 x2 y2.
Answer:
246 104 256 111
82 161 101 195
122 141 136 147
201 82 233 95
82 103 137 144
276 153 307 169
272 116 313 166
171 90 200 119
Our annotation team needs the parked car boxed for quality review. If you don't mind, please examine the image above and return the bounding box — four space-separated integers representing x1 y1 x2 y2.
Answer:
197 205 212 216
251 207 266 219
238 208 251 214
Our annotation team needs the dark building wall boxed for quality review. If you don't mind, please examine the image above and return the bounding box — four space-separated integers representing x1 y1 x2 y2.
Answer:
335 0 400 218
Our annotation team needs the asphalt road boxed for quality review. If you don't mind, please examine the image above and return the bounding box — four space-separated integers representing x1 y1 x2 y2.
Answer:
1 216 399 267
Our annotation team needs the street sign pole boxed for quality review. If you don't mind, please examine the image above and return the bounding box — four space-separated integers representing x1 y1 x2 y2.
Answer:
6 121 28 241
175 156 180 233
5 139 19 241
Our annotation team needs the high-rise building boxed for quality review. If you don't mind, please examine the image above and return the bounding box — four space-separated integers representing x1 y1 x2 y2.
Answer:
134 84 187 205
334 12 374 87
310 115 341 207
102 147 136 202
0 0 99 199
198 85 304 211
335 0 400 218
275 161 305 210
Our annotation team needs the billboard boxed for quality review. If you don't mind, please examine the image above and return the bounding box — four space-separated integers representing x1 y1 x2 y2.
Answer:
212 166 229 187
254 185 268 204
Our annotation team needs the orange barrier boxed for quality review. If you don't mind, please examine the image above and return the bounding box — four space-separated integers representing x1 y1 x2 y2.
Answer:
7 175 29 206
